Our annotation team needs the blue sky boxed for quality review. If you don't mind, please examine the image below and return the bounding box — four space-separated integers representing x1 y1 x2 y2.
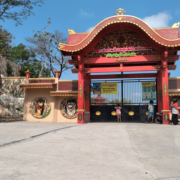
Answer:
1 0 180 79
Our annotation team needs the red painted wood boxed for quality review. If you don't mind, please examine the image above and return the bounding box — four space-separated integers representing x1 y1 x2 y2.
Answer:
69 55 179 66
82 65 176 73
60 16 180 53
84 76 90 122
77 57 85 124
90 73 157 79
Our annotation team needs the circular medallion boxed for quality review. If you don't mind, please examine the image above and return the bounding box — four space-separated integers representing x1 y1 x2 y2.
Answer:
95 111 101 116
111 111 117 116
146 111 149 115
29 97 51 119
60 97 77 119
129 111 134 116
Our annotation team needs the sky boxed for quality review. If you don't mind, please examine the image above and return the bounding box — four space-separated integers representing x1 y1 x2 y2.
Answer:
1 0 180 80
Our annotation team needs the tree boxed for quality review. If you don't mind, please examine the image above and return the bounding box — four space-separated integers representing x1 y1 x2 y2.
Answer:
109 98 132 105
0 25 14 57
26 20 74 79
0 0 45 26
9 43 50 78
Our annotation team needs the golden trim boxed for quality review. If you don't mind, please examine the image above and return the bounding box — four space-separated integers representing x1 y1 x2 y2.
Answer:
83 68 92 72
95 111 101 116
111 111 117 116
114 58 128 61
161 110 171 113
129 111 134 116
169 89 180 92
58 80 78 82
2 77 26 79
68 29 76 34
79 84 82 98
169 94 180 96
153 66 162 69
20 83 52 86
29 78 55 80
84 60 91 63
164 82 168 97
168 77 180 79
50 91 78 94
76 109 85 112
59 15 180 52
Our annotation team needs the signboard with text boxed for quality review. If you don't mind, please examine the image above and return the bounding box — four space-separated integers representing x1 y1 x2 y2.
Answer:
93 83 117 95
142 82 156 101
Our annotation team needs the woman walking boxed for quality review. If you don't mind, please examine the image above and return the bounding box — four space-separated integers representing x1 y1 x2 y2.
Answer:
170 99 179 125
114 104 122 122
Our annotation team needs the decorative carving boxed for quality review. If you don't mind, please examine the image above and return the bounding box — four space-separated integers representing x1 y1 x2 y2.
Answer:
129 111 134 116
29 97 51 119
95 111 101 116
117 17 123 20
72 69 79 73
60 97 77 119
153 56 161 60
158 88 162 101
79 84 82 98
168 56 175 60
83 69 91 72
85 30 161 58
153 66 162 69
78 113 82 121
172 22 180 28
164 82 168 97
114 58 128 61
168 66 175 69
111 111 117 116
114 8 126 15
164 114 169 122
68 29 76 34
84 60 91 63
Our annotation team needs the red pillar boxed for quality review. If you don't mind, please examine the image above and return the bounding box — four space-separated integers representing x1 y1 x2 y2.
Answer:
25 70 31 78
157 71 162 112
160 51 171 124
77 56 85 124
84 75 90 123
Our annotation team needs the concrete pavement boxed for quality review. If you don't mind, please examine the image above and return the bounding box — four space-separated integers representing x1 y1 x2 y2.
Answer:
0 122 180 180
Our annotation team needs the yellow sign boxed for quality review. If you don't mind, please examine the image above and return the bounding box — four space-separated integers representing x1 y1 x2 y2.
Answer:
100 82 117 94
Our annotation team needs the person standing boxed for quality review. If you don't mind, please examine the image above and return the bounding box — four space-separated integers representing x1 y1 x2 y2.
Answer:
145 100 154 124
170 99 179 125
114 104 122 122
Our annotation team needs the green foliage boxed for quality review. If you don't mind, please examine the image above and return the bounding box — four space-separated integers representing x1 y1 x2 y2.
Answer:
9 43 51 78
109 98 132 105
6 62 13 76
0 26 14 58
0 0 45 26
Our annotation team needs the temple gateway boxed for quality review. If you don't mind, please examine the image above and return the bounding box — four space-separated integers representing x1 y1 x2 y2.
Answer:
21 9 180 124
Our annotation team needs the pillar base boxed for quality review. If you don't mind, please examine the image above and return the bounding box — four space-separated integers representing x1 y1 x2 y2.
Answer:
84 111 90 123
161 110 171 124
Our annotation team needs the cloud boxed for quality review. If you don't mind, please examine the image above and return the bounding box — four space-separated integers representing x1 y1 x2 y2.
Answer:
142 12 172 28
86 27 94 32
80 9 95 18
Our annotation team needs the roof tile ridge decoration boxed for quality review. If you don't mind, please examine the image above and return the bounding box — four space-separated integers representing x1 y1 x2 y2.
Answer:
59 15 180 52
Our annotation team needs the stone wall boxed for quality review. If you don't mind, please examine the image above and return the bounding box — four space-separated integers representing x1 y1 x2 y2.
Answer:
0 55 21 76
0 77 25 121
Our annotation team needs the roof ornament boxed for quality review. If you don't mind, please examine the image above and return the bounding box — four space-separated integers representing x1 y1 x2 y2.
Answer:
68 29 76 34
114 8 126 16
172 22 180 28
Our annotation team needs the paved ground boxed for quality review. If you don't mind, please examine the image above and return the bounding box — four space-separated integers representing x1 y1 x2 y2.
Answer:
0 122 180 180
